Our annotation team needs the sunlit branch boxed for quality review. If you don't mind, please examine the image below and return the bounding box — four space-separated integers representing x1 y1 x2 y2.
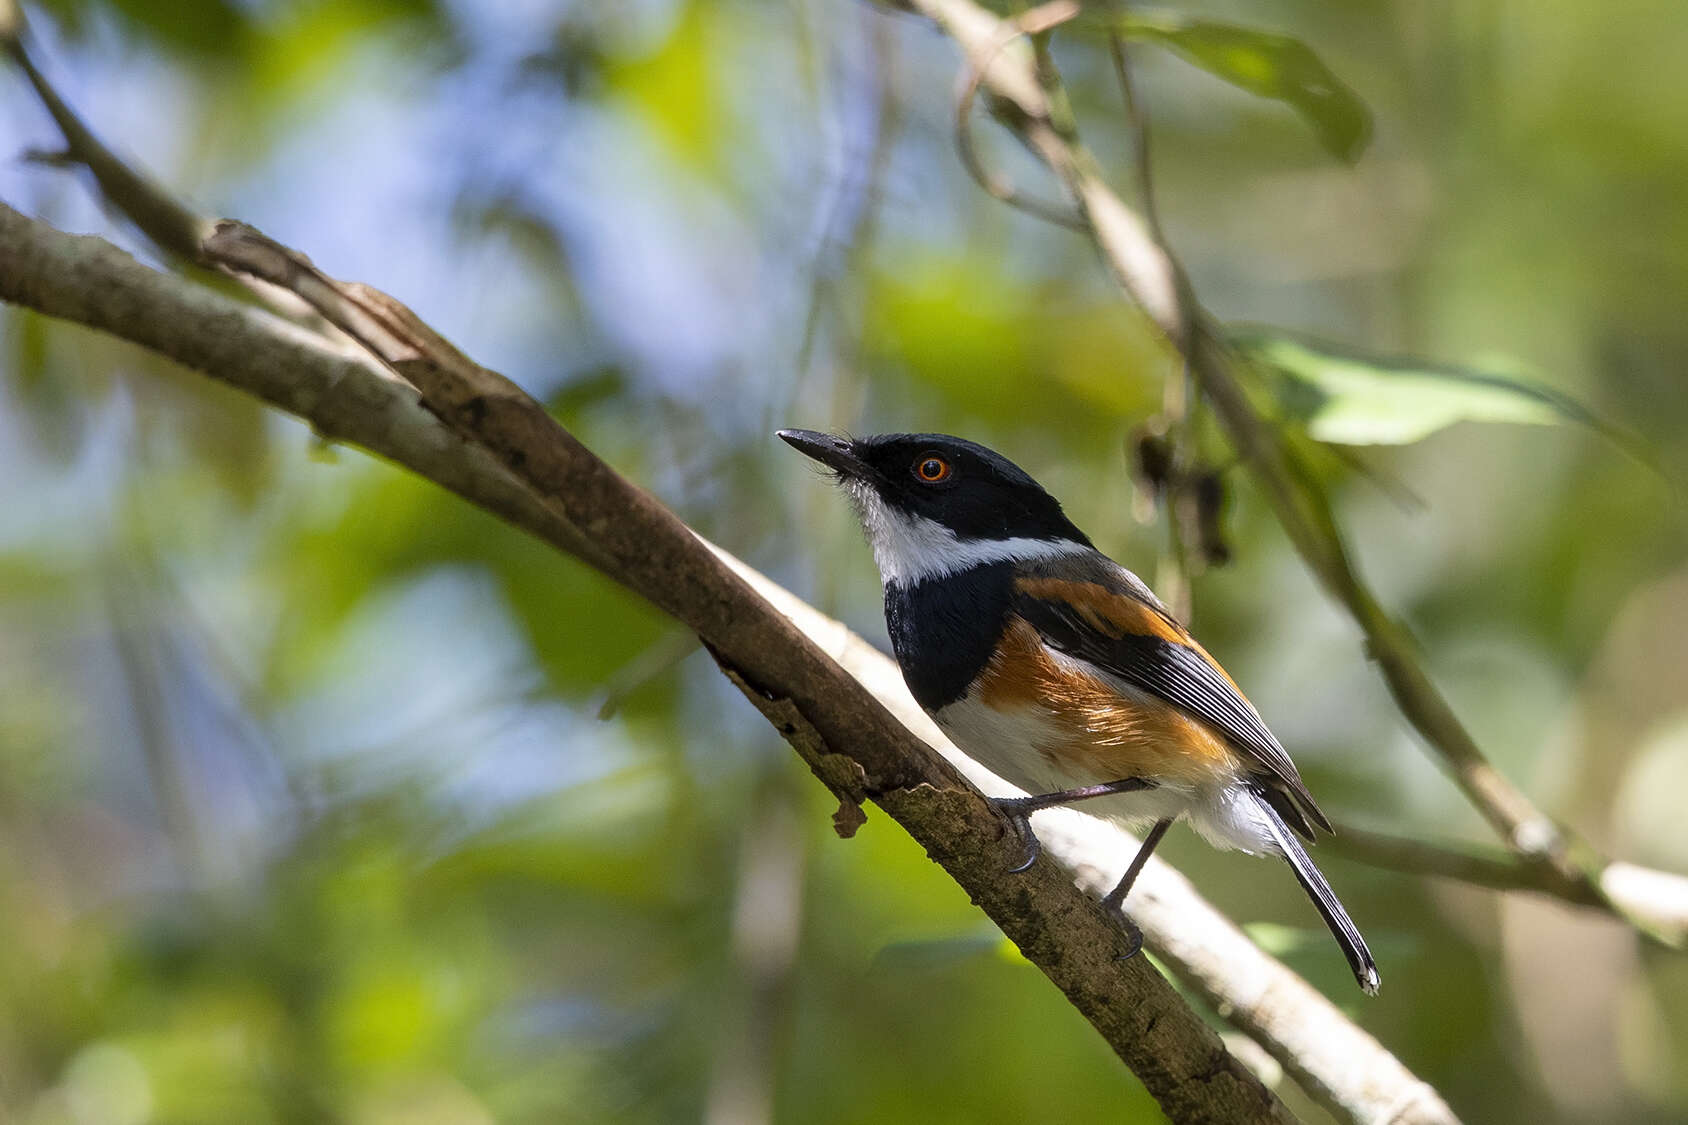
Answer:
1326 824 1688 936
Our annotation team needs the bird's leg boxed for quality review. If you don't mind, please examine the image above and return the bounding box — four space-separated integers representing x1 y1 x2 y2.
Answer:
1100 818 1174 961
992 777 1157 873
1103 815 1173 911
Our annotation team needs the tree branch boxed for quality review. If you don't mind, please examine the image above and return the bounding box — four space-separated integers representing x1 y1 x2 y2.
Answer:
1326 825 1688 937
893 0 1680 944
0 200 1308 1124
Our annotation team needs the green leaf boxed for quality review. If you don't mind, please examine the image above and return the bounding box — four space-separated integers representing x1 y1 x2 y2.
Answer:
1112 15 1372 162
1232 329 1618 446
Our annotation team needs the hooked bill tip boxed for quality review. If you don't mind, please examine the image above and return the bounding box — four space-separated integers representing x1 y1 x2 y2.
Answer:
776 428 863 477
776 428 828 447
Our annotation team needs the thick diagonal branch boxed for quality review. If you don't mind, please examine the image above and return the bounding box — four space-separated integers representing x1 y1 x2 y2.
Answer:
0 201 1309 1124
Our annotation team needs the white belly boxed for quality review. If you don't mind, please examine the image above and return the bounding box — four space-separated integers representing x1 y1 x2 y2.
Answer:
931 694 1277 855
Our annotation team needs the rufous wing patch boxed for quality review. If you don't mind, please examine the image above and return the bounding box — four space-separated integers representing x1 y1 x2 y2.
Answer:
977 617 1242 788
1013 576 1249 696
1013 576 1187 644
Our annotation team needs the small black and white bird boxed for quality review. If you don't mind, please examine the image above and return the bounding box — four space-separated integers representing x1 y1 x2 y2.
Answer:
779 428 1378 994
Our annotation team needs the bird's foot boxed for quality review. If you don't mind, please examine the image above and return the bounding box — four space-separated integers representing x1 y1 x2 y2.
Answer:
1113 915 1145 962
990 778 1157 874
990 796 1046 873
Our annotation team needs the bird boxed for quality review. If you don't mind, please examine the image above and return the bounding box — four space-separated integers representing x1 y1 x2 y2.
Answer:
778 428 1379 995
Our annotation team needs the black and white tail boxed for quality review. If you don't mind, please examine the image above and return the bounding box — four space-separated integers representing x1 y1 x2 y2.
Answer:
1254 790 1380 995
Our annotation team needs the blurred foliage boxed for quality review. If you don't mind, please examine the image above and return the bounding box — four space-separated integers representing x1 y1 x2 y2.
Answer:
1104 12 1373 162
2 1 1688 1123
1231 328 1617 446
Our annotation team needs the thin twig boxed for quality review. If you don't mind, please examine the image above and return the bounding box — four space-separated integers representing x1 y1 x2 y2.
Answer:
954 1 1087 230
1326 823 1688 937
1105 14 1162 240
0 11 318 322
1 14 206 260
1326 824 1603 905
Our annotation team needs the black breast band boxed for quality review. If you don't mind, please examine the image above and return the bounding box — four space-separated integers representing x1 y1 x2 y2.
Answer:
883 562 1014 711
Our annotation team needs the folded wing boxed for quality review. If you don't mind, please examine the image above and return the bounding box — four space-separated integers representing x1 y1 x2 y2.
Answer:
1012 557 1331 839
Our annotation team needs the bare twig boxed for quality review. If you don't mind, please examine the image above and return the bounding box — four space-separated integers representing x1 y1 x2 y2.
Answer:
954 1 1087 230
1327 825 1688 941
0 11 319 323
1105 11 1162 241
1100 25 1197 619
1330 824 1603 904
1 3 206 260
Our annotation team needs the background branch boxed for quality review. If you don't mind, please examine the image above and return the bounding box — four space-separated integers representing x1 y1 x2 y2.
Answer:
1325 826 1688 936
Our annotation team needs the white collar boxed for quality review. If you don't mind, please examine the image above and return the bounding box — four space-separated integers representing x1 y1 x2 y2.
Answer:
846 481 1091 586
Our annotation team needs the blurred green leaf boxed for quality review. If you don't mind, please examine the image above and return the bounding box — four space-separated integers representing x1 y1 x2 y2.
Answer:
1107 14 1371 162
2 308 80 459
862 253 1163 429
246 0 447 107
605 2 724 172
1234 328 1619 446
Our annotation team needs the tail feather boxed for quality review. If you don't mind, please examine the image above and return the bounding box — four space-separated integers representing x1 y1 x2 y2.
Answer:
1253 790 1380 995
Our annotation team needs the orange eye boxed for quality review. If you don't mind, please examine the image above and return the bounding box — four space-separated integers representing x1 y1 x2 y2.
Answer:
914 455 952 483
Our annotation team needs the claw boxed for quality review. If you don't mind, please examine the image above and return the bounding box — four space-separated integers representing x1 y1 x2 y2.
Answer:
1112 916 1145 962
993 798 1043 872
1007 831 1040 873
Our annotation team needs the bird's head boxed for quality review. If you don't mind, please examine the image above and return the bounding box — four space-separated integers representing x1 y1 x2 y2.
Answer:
777 429 1093 586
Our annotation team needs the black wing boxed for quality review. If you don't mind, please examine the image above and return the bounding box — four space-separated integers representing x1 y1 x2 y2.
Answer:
1013 554 1331 838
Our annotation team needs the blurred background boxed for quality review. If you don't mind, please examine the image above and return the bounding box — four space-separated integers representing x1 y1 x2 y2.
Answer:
3 0 1687 1121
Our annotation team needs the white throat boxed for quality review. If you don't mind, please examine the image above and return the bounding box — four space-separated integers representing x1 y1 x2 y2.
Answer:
845 481 1089 586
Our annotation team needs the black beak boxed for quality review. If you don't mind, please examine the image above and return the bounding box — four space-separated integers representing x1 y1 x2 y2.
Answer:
777 429 870 479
